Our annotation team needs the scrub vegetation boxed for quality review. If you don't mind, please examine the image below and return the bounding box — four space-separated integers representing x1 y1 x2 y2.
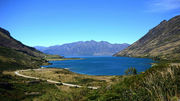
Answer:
85 63 180 101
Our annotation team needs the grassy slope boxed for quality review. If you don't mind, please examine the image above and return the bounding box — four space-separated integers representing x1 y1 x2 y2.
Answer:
0 46 48 71
114 15 180 61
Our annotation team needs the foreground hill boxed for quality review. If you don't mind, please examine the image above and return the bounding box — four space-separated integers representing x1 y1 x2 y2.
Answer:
114 15 180 60
0 27 48 70
35 40 129 56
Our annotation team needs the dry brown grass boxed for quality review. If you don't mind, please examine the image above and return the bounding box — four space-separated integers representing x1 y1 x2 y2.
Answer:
20 68 120 86
3 70 16 76
142 65 179 101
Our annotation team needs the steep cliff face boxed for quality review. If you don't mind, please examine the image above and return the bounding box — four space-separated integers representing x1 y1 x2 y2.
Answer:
114 15 180 60
0 27 45 57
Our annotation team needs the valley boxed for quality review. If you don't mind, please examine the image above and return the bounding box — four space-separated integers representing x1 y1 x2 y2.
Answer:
0 14 180 101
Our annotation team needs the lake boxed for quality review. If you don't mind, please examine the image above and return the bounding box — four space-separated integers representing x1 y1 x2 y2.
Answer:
43 56 155 75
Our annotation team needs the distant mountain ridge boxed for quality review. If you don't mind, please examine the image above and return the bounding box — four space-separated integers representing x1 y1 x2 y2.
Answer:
114 15 180 60
35 40 129 56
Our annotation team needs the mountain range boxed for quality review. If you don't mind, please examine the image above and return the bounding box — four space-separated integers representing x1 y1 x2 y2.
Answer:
114 15 180 61
35 41 129 56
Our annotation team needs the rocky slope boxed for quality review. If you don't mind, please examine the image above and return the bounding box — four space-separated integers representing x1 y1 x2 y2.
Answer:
114 15 180 60
35 40 129 56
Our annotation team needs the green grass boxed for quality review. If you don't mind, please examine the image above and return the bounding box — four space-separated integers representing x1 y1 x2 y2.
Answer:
65 77 106 86
0 73 53 101
0 46 48 71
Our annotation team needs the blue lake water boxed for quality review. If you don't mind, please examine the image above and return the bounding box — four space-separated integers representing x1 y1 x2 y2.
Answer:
43 56 155 75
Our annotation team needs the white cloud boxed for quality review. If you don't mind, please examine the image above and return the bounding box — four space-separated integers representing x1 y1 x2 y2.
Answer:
147 0 180 12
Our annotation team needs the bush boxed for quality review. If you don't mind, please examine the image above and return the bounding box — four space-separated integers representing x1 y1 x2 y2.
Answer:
125 67 137 75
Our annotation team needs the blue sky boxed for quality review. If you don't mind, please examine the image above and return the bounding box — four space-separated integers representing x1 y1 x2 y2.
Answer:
0 0 180 46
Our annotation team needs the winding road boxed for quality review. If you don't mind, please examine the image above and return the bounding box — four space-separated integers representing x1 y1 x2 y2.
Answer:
14 69 98 90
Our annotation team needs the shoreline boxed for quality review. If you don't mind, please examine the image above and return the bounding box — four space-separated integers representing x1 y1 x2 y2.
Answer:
46 58 83 61
42 66 118 76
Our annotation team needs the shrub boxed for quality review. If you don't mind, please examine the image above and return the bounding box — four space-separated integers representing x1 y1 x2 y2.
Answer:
125 67 137 75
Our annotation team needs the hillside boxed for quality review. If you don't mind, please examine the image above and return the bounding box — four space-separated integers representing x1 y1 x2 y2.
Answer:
114 15 180 60
35 40 129 56
0 28 45 57
0 27 48 70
